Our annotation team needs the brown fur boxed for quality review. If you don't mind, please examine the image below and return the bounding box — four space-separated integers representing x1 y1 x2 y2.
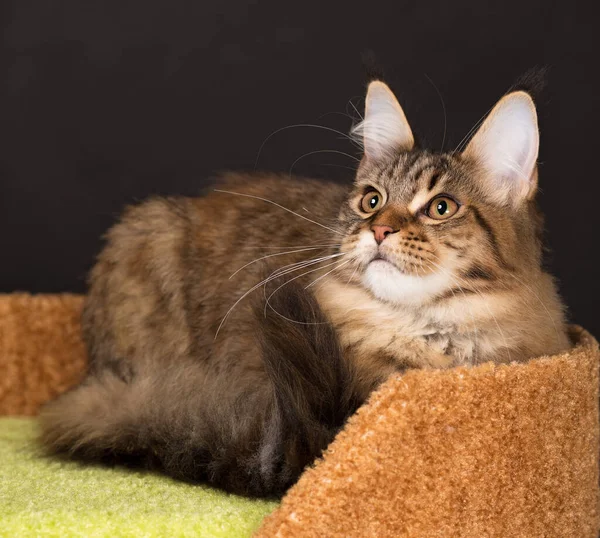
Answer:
325 150 569 388
39 82 569 496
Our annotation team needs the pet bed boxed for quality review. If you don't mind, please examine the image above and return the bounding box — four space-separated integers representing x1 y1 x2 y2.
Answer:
0 293 598 537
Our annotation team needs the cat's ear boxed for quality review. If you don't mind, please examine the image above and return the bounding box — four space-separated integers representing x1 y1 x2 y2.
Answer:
463 91 539 206
355 81 415 161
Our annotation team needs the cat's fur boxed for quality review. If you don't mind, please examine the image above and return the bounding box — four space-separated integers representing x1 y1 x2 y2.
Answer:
40 80 570 497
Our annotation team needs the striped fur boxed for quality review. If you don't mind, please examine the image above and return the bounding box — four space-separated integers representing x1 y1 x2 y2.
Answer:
40 81 569 496
321 147 568 391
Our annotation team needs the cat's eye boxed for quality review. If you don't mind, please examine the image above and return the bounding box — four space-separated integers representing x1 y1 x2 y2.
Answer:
361 190 383 213
426 196 459 220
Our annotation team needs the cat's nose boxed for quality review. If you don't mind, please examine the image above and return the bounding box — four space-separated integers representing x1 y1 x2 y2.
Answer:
371 225 395 245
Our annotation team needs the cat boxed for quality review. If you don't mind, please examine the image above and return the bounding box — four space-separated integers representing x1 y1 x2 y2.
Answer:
40 79 570 497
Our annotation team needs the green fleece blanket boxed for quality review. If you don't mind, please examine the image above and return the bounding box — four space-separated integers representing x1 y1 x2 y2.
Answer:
0 418 277 537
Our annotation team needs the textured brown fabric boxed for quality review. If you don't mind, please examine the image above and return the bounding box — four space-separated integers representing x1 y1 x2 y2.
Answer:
0 294 598 536
256 327 600 538
0 294 86 416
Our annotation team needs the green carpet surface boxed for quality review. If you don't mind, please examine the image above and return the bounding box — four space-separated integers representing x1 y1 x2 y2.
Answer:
0 418 277 537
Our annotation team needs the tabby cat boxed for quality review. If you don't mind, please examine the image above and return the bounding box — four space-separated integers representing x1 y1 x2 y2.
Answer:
40 80 570 497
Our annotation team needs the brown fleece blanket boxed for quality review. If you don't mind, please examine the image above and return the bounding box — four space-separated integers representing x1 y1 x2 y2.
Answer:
0 293 598 537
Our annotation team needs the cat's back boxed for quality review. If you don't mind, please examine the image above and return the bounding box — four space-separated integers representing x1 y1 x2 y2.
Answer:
83 194 195 370
82 173 348 369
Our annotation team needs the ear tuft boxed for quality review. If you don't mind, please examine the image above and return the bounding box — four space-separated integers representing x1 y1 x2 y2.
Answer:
352 81 414 161
463 91 539 206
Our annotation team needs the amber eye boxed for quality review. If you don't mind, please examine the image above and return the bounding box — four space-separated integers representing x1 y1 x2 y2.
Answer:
426 196 459 220
361 190 383 213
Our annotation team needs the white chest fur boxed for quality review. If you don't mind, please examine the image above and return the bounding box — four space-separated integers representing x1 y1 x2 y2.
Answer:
315 278 511 368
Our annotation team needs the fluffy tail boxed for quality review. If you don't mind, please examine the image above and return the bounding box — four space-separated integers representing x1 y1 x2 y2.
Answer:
40 360 279 493
39 366 186 465
40 281 360 495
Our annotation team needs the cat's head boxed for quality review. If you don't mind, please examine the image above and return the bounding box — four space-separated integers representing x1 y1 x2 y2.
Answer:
339 81 543 305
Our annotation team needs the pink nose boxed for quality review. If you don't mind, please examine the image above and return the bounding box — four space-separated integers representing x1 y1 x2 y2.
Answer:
371 225 394 245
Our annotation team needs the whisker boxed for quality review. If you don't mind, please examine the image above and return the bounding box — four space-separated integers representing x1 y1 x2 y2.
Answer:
346 258 361 285
229 246 336 279
289 149 360 178
424 73 447 152
266 258 346 306
320 163 359 172
305 259 352 289
214 189 345 236
316 110 359 122
259 253 345 311
239 243 342 250
267 253 344 281
452 101 497 154
254 123 361 169
214 253 344 339
347 96 364 121
269 250 344 276
263 258 349 321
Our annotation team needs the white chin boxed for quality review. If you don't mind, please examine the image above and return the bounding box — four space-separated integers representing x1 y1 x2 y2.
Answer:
363 260 450 305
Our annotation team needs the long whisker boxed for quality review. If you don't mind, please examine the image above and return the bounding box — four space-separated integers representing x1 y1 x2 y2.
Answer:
214 189 345 236
305 259 352 289
254 123 360 169
214 253 344 339
452 101 497 154
229 246 337 279
240 243 342 250
268 253 343 279
266 258 346 307
237 252 344 283
347 97 364 121
263 258 349 322
294 149 360 165
345 258 361 285
289 149 360 178
259 253 344 313
424 73 447 152
320 163 359 172
316 110 359 122
260 254 345 305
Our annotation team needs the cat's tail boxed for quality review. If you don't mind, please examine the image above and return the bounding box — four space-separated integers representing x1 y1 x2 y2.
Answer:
257 279 361 465
39 367 163 464
39 280 360 495
40 357 288 494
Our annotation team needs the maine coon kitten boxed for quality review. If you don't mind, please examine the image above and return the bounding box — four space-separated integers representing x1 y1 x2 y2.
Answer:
40 80 570 497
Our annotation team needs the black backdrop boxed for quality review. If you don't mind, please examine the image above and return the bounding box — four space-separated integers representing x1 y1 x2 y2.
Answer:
1 0 599 335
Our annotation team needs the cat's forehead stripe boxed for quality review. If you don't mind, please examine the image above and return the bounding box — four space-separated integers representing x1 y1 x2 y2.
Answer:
375 158 399 186
405 165 436 212
406 154 432 180
403 151 424 170
427 171 440 191
366 152 458 211
376 153 449 213
409 188 434 214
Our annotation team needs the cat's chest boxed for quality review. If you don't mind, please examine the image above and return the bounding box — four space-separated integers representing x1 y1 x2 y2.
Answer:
315 280 479 369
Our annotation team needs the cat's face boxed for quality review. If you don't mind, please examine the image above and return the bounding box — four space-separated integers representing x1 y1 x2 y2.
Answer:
337 81 542 306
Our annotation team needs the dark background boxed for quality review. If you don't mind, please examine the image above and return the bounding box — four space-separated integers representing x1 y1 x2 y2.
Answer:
1 0 598 335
